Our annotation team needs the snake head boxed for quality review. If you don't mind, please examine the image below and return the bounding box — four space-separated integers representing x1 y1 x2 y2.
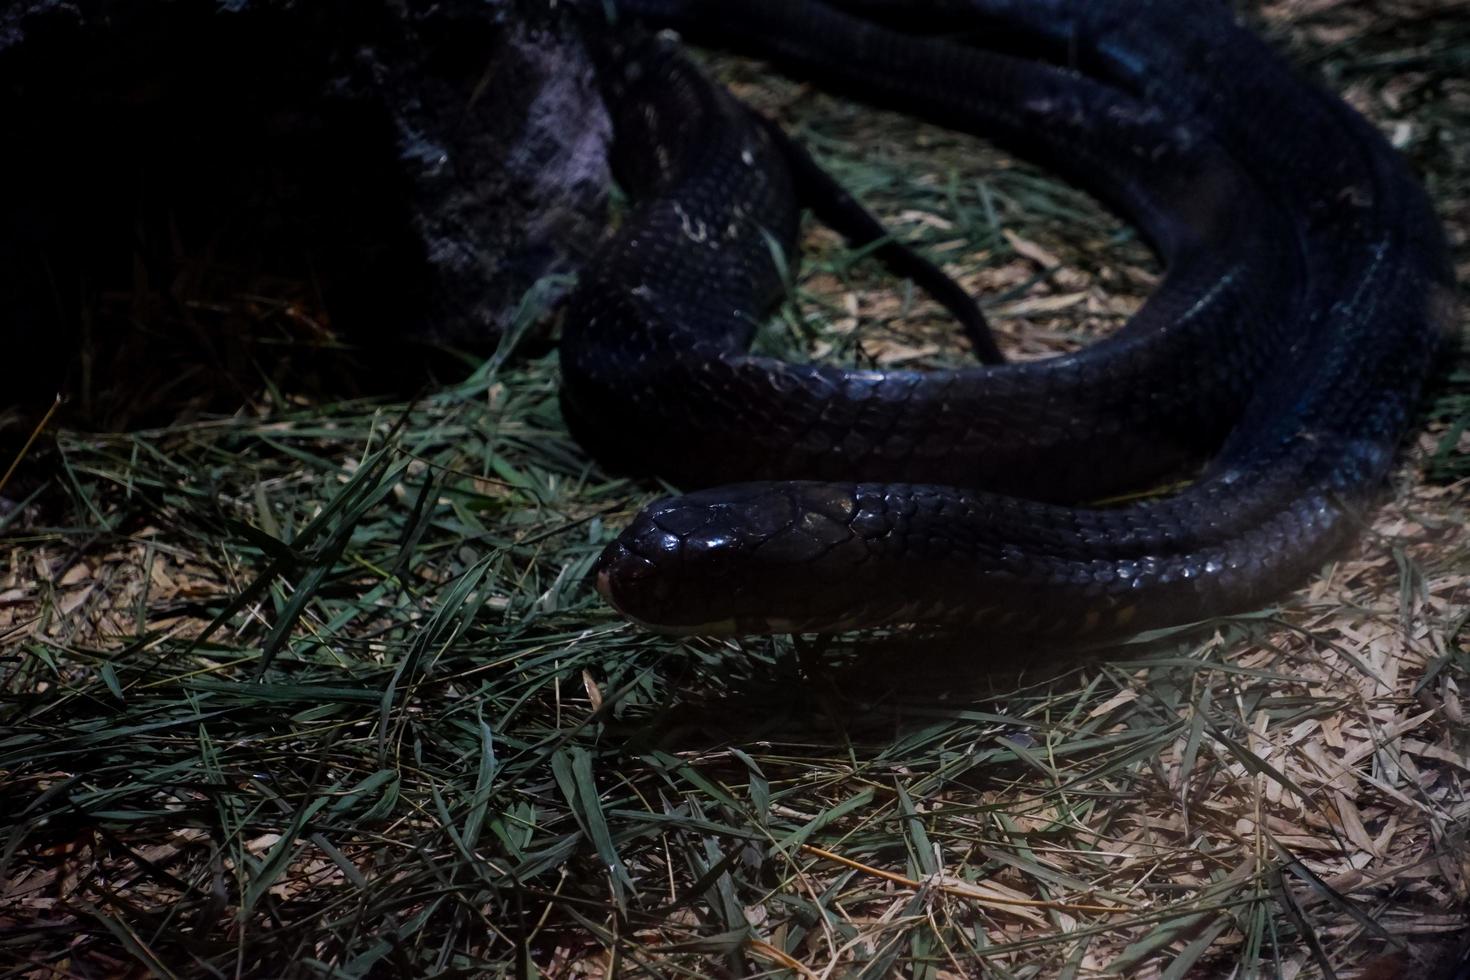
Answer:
594 481 928 635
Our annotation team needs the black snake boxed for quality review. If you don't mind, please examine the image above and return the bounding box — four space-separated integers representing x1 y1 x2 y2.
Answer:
561 0 1455 638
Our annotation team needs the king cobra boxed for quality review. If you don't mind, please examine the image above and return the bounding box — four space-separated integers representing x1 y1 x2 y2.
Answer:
560 0 1455 638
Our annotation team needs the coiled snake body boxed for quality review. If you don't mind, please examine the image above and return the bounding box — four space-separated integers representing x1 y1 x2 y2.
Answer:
561 0 1455 638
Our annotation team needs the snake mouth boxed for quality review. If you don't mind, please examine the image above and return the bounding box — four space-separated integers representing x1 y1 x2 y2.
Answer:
594 566 622 617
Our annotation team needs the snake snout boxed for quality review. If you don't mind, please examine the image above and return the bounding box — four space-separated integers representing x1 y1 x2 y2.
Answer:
594 491 751 634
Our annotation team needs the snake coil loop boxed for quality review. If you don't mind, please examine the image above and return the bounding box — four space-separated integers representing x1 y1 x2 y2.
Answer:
562 0 1454 639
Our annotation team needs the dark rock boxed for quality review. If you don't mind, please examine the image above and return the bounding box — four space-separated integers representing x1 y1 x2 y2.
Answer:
0 0 611 423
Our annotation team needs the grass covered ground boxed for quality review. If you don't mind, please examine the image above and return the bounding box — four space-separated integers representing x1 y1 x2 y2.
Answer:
3 0 1468 976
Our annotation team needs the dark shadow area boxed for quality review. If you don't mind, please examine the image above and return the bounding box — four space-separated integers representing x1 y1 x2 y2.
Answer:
615 624 1211 756
0 0 607 440
2 8 427 433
